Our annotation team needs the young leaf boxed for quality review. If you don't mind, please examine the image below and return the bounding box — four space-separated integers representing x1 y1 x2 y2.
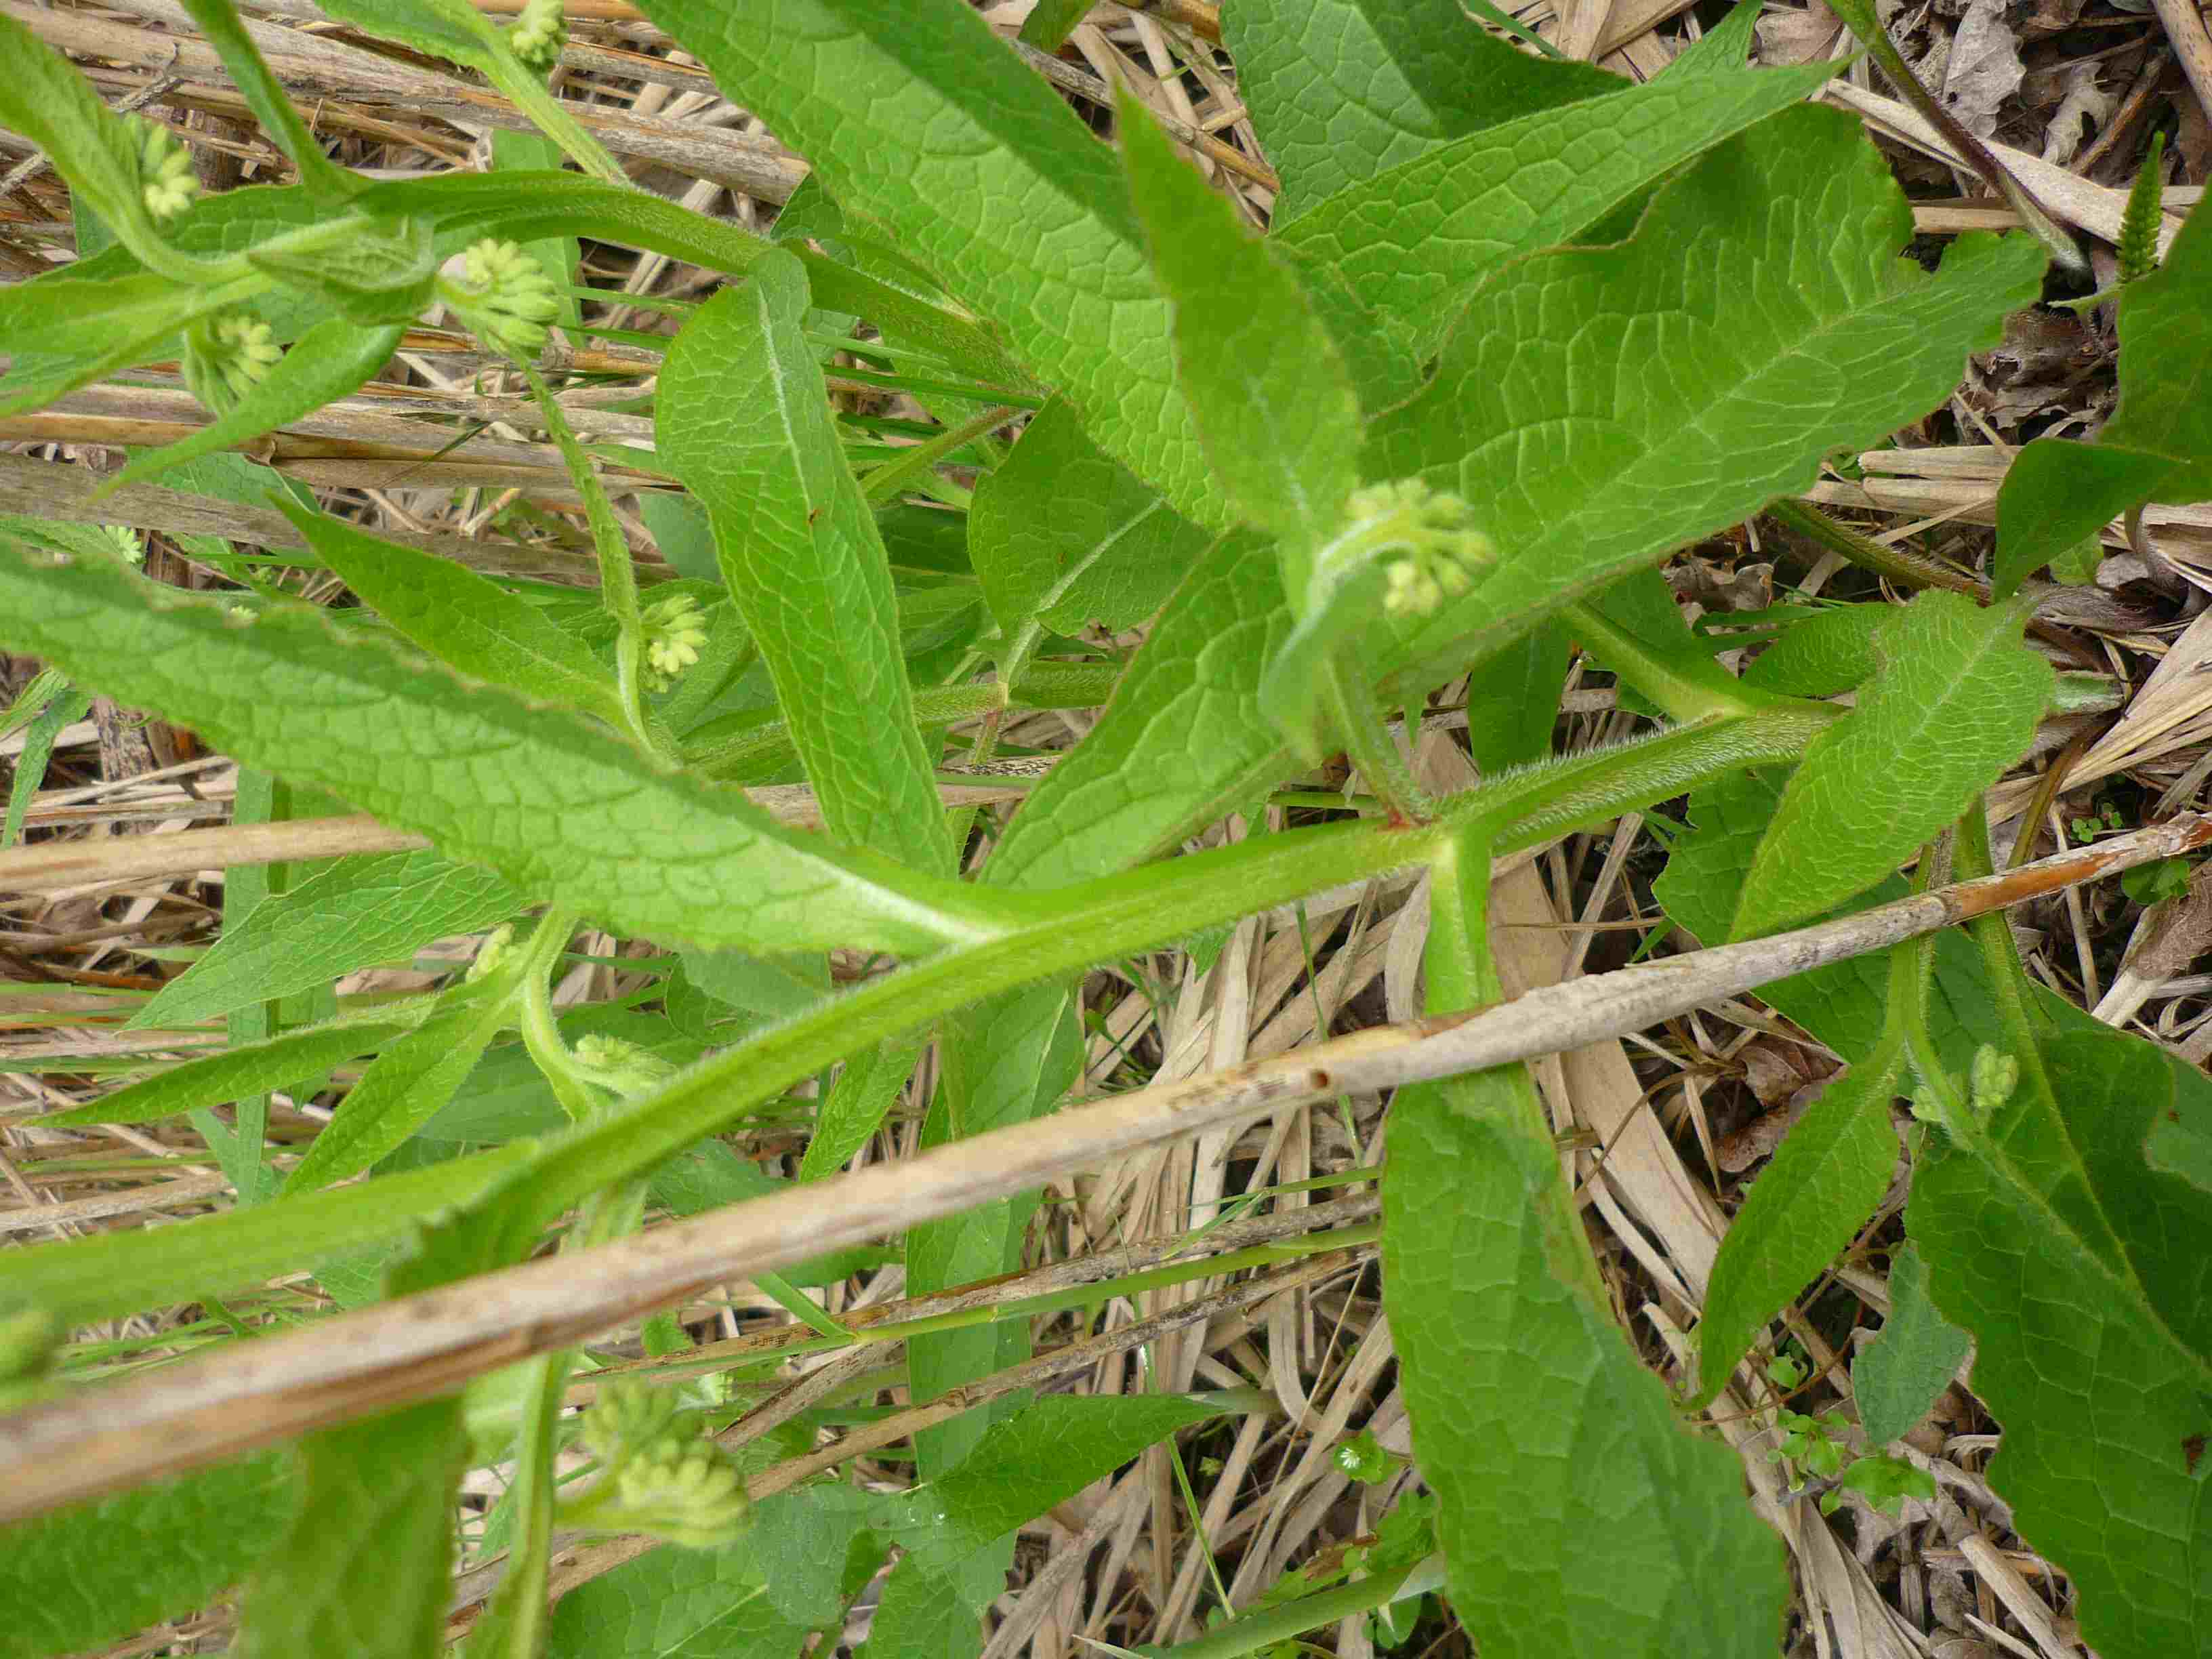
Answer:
1385 832 1785 1659
0 536 1010 957
100 321 405 494
38 1008 430 1128
131 851 520 1033
1367 108 2044 689
1695 1052 1904 1404
283 973 520 1193
623 0 1225 527
1741 602 1896 696
1117 87 1361 574
544 1545 810 1659
1912 1030 2212 1658
1272 61 1839 401
1221 0 1616 220
291 512 629 728
234 1400 469 1659
966 397 1208 672
882 1392 1234 1570
983 529 1292 890
658 252 955 874
1994 198 2211 593
1732 592 2051 938
1853 1241 1971 1446
0 1454 292 1659
798 1038 922 1181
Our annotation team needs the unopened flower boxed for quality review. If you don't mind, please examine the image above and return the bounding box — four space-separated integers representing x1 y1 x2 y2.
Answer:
1335 479 1493 621
184 312 283 415
449 239 561 362
573 1033 678 1097
466 923 517 983
640 592 708 692
101 526 145 567
508 0 567 73
565 1381 750 1549
136 119 199 223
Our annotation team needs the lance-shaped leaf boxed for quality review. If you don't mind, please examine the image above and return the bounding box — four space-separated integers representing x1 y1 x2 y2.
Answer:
1387 832 1784 1659
131 850 520 1033
100 322 404 495
1368 108 2045 687
1995 198 2212 593
623 0 1225 528
1911 1030 2212 1659
40 1016 428 1134
0 1454 293 1659
0 538 1008 956
1221 0 1617 220
289 510 627 728
659 252 954 875
1732 592 2051 938
1695 1051 1905 1404
1272 54 1837 405
1118 87 1360 577
283 973 520 1193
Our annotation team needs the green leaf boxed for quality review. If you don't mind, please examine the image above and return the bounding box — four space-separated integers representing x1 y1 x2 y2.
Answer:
544 1538 814 1658
295 511 628 726
283 974 520 1193
883 1393 1233 1571
622 0 1223 527
983 529 1291 890
236 1400 468 1659
1385 832 1784 1659
1732 591 2052 937
966 398 1208 665
1221 0 1617 220
1741 602 1895 696
0 1454 292 1659
1118 87 1360 568
1462 621 1573 773
248 217 438 325
2 681 91 849
0 534 1008 957
659 252 954 874
1995 197 2212 594
38 1007 430 1128
1272 60 1839 405
1853 1241 1969 1446
1695 1052 1904 1404
100 321 404 494
0 268 210 357
1912 1030 2212 1658
129 851 521 1033
798 1038 922 1181
1367 108 2045 685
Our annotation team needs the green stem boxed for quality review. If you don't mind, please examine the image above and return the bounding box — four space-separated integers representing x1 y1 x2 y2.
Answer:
480 708 1835 1246
455 1351 570 1659
1766 499 1990 601
514 907 600 1125
1560 598 1788 723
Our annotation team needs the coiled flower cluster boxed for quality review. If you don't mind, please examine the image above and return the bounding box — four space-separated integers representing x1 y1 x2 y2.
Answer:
640 592 708 693
1334 479 1495 620
449 239 562 363
562 1380 750 1549
508 0 567 74
136 119 199 224
183 312 283 415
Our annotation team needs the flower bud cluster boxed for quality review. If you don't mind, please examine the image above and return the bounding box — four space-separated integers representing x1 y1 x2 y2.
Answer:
508 0 568 73
564 1381 751 1549
640 592 708 693
1334 479 1495 620
184 312 283 415
451 239 562 362
136 119 200 224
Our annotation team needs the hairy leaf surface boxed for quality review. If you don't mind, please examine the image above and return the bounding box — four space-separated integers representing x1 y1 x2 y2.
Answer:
1853 1242 1970 1446
0 537 1004 956
1368 109 2044 684
623 0 1224 526
660 252 953 873
1733 592 2051 937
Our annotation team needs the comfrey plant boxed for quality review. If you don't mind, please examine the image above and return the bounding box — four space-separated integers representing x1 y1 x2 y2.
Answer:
0 3 2209 1658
